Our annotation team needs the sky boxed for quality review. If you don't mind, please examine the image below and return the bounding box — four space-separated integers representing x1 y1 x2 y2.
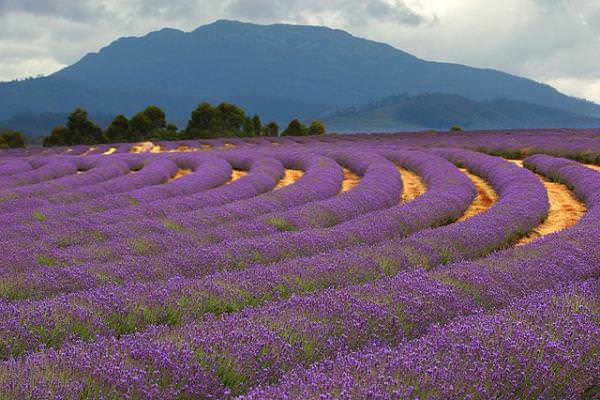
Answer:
1 0 600 103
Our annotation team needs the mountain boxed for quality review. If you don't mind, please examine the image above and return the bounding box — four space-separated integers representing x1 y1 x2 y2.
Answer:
1 19 599 134
325 93 600 132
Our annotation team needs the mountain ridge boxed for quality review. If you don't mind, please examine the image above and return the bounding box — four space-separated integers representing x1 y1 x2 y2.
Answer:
1 19 599 134
325 93 600 132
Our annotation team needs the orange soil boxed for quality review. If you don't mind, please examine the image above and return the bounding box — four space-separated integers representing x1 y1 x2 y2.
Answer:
457 168 499 221
396 166 426 202
341 168 360 192
171 145 192 152
80 147 96 156
166 168 192 183
130 142 159 153
506 159 586 245
584 164 600 172
149 144 164 153
228 169 248 183
102 147 117 155
274 169 304 190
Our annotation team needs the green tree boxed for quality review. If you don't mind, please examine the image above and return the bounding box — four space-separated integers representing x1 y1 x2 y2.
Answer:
262 122 279 137
0 131 26 148
451 125 463 131
243 117 256 137
185 102 216 138
215 102 246 136
185 102 248 138
129 112 152 141
66 108 103 144
105 115 129 143
252 115 262 134
143 105 166 131
307 120 326 136
0 136 7 149
43 125 71 147
282 119 306 136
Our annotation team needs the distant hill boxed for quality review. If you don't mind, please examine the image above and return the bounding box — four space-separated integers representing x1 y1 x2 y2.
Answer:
1 20 599 134
325 93 600 132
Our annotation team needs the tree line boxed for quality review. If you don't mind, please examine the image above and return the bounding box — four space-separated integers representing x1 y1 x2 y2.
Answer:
43 102 326 147
0 131 26 149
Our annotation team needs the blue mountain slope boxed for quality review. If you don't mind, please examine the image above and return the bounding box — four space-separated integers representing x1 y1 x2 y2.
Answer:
1 20 599 130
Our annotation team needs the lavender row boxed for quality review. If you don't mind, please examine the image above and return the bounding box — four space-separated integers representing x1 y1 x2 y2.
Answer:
36 150 400 268
240 152 600 399
0 148 542 300
244 280 599 400
0 149 535 355
0 158 35 178
0 158 80 190
0 152 340 275
0 152 274 243
0 157 134 213
0 154 595 398
0 149 469 354
0 155 233 261
0 149 333 237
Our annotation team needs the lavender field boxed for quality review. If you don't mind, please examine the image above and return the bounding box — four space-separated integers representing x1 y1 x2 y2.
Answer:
0 129 598 399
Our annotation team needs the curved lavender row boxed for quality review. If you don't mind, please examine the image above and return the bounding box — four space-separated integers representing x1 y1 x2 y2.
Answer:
0 154 342 295
0 153 233 231
131 149 469 272
0 151 268 239
0 150 335 266
0 155 176 223
0 155 595 397
0 150 327 259
0 156 233 271
164 152 342 228
524 153 600 212
0 148 538 301
0 149 474 355
0 158 80 189
0 158 133 213
0 149 538 359
0 158 34 178
239 153 600 399
46 150 391 263
0 155 182 228
106 153 232 203
162 150 402 245
244 281 599 400
384 148 548 264
26 151 396 268
76 154 284 225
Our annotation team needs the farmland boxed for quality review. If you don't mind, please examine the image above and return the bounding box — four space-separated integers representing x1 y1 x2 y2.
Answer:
0 129 598 399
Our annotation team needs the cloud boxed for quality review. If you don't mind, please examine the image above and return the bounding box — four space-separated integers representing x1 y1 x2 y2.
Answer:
0 0 110 21
225 0 426 26
0 0 598 106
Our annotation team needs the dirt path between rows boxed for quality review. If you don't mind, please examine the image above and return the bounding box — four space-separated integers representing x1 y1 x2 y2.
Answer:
457 168 498 221
507 159 586 245
396 167 426 202
228 170 248 183
274 169 304 190
166 168 192 183
341 168 360 192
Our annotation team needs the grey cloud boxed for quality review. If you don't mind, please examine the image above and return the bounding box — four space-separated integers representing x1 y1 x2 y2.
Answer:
364 0 424 25
0 0 110 21
225 0 425 26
